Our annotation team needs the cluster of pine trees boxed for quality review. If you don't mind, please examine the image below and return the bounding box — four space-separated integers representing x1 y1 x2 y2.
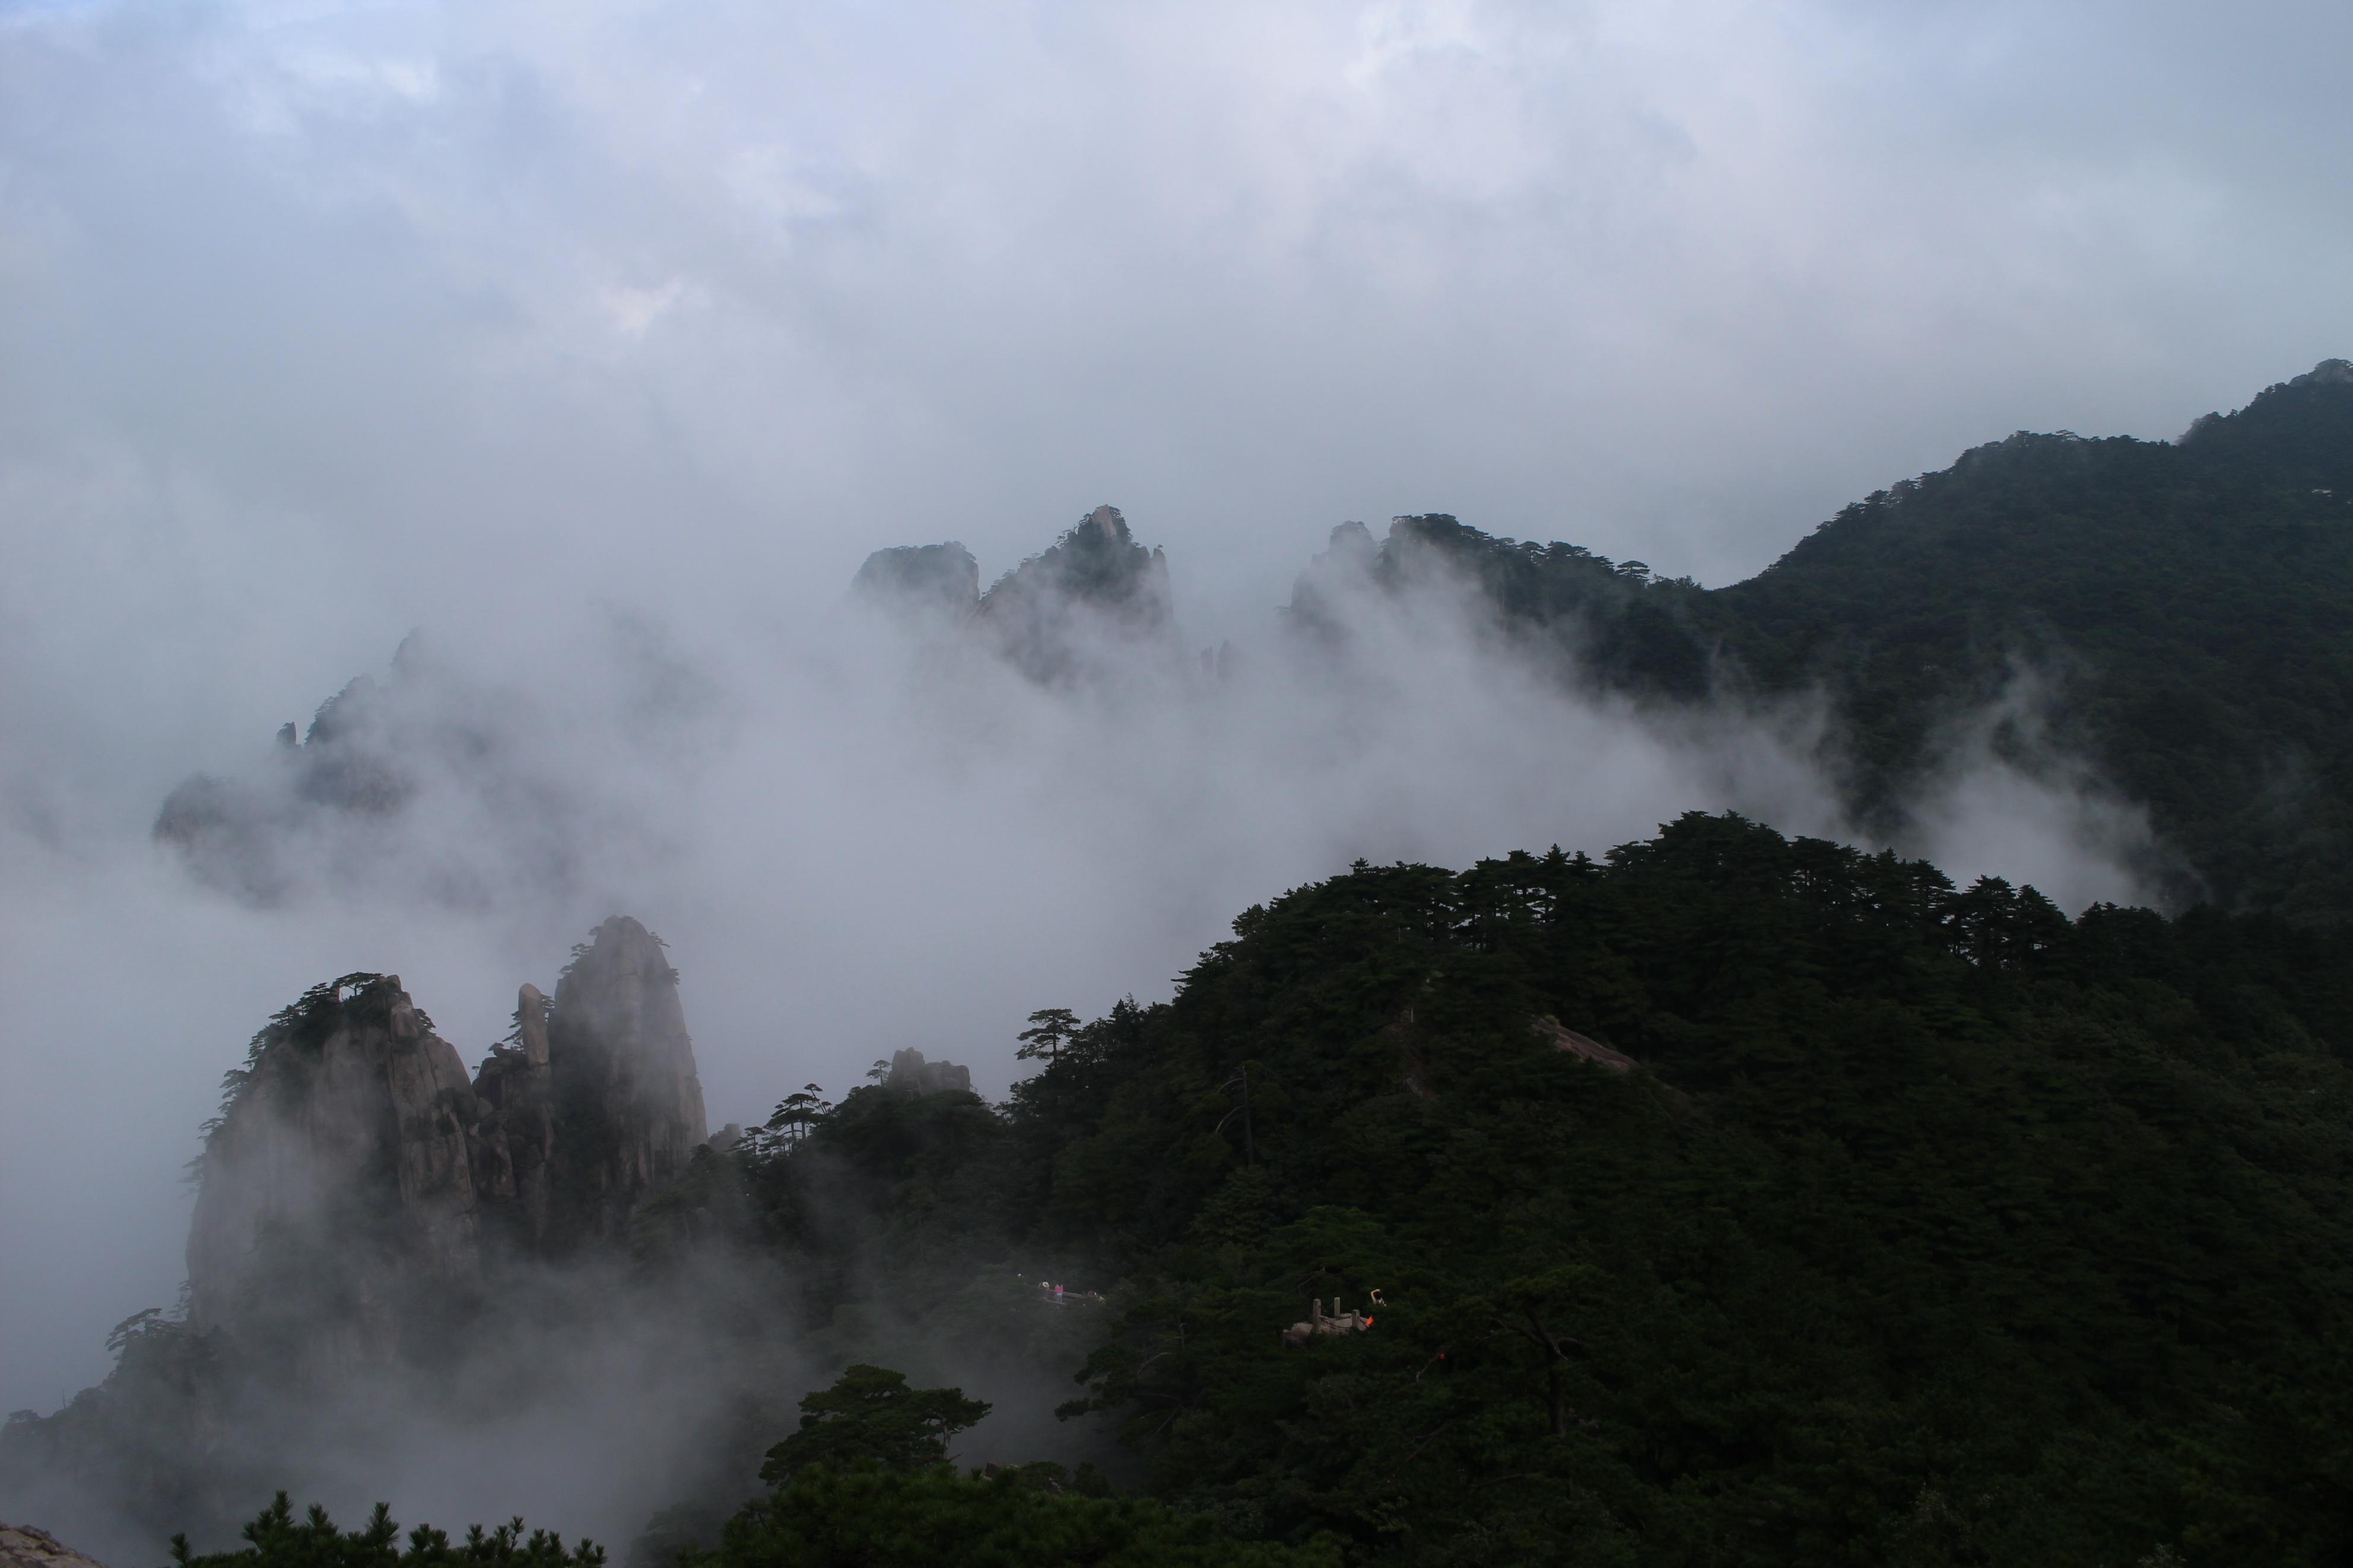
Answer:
27 799 2353 1565
175 812 2344 1566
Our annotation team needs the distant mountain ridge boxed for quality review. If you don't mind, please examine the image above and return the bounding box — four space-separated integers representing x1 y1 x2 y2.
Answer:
161 362 2353 923
1688 357 2353 920
853 503 1179 683
863 360 2353 920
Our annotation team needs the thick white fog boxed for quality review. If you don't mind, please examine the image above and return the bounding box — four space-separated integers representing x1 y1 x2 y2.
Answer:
0 531 2159 1435
3 0 2349 1493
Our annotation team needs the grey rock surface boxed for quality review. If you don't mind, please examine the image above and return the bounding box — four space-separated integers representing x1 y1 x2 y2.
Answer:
185 973 484 1337
852 542 981 621
469 982 557 1248
885 1048 973 1096
973 505 1177 682
0 1524 110 1568
183 920 712 1339
1532 1015 1637 1073
547 917 709 1248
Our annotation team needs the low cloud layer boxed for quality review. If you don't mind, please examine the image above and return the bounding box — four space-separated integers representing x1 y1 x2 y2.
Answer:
2 516 2160 1440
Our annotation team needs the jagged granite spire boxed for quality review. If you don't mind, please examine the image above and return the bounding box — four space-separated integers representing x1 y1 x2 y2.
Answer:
468 982 556 1249
545 916 709 1249
185 974 486 1346
183 920 713 1351
851 506 1180 682
973 504 1177 681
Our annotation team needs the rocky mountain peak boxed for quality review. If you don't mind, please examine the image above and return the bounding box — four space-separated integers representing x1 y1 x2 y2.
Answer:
1077 503 1132 543
851 542 981 621
185 972 486 1340
515 981 550 1066
183 920 715 1347
885 1048 973 1095
848 506 1177 682
1283 520 1380 637
547 917 709 1248
971 504 1176 680
0 1523 110 1568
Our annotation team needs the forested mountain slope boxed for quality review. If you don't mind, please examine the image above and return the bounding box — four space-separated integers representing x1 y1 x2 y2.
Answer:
17 816 2353 1564
1363 361 2353 922
723 815 2353 1565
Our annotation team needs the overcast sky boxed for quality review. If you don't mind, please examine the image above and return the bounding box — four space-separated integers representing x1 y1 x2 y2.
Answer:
4 0 2350 1420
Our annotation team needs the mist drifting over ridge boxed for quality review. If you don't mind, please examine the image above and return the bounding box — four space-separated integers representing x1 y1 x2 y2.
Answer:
4 493 2164 1440
2 495 2173 1560
7 0 2353 1556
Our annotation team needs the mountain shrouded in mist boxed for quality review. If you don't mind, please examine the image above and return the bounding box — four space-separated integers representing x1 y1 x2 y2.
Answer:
17 358 2351 1565
10 0 2353 1554
11 812 2353 1566
153 364 2353 927
183 913 708 1354
1678 358 2353 921
4 919 760 1563
1258 358 2353 923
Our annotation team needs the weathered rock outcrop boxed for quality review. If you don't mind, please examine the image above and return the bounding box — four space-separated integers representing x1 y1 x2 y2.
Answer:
976 505 1175 682
0 1524 110 1568
468 982 557 1249
858 506 1181 684
1282 519 1379 643
884 1048 972 1096
184 921 712 1345
1532 1015 1636 1072
851 542 981 622
546 917 709 1249
154 675 418 904
185 974 486 1339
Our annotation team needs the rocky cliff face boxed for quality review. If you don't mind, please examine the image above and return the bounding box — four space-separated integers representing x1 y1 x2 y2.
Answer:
545 917 709 1249
0 1524 111 1568
468 982 557 1249
145 632 630 913
184 921 711 1346
850 542 981 622
185 974 487 1341
1282 519 1380 641
855 504 1180 683
884 1048 972 1096
977 504 1175 681
154 670 424 905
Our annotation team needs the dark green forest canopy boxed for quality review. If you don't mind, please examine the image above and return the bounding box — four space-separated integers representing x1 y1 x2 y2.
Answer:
1371 364 2353 925
171 1495 605 1568
176 1472 1340 1568
711 814 2353 1566
21 825 2353 1567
